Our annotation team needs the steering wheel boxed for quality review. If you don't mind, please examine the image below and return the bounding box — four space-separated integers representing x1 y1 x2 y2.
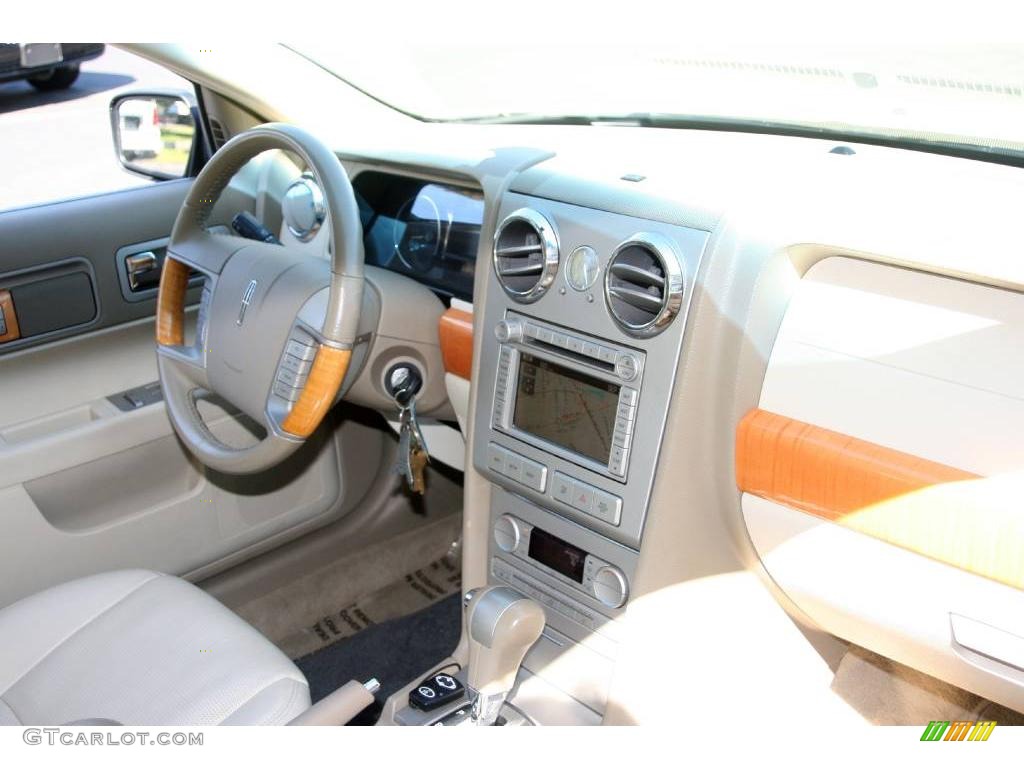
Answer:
156 124 363 474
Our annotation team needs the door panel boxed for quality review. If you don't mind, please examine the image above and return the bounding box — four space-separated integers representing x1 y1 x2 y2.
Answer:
0 169 350 608
0 180 197 353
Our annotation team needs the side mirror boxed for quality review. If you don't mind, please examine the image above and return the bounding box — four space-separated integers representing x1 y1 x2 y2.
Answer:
110 91 198 180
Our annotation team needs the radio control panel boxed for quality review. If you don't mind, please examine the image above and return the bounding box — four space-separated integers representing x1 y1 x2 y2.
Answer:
491 312 643 482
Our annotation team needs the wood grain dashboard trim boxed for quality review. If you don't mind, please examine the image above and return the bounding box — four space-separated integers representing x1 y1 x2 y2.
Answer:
736 408 978 519
439 307 473 380
735 409 1024 591
156 257 190 346
0 289 20 343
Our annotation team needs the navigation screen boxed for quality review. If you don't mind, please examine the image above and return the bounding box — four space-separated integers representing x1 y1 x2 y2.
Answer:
512 353 619 464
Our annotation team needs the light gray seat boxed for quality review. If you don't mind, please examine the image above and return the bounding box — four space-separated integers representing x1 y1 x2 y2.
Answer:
0 570 310 726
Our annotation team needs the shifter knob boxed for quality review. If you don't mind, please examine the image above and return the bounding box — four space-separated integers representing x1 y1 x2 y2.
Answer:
464 586 545 725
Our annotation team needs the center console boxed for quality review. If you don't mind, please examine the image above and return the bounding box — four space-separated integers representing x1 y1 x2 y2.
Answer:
471 192 709 699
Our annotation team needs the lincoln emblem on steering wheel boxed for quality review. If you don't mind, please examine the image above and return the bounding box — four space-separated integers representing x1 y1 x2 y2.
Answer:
237 279 258 326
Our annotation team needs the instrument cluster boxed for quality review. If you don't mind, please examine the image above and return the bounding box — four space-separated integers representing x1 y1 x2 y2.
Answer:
354 171 483 301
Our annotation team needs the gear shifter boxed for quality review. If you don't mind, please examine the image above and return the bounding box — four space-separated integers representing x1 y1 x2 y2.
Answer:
464 586 545 726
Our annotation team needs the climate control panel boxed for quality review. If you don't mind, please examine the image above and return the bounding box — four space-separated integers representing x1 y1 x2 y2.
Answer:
493 513 629 609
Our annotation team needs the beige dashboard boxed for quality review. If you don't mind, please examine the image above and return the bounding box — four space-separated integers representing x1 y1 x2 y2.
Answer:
355 125 1024 724
193 108 1024 724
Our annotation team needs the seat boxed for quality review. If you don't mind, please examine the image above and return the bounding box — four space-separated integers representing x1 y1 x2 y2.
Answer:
0 570 310 726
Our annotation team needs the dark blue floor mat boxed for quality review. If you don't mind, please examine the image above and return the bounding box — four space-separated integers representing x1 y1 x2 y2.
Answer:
295 592 462 710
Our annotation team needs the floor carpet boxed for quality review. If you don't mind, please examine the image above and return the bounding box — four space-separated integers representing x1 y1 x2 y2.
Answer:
281 555 462 658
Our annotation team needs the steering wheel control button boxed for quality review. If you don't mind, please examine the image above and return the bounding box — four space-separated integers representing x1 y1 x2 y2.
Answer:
409 673 465 711
273 334 320 403
286 339 317 360
280 353 314 376
272 381 302 402
275 366 308 388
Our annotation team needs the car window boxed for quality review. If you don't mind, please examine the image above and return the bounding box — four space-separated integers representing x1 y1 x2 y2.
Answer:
0 45 194 212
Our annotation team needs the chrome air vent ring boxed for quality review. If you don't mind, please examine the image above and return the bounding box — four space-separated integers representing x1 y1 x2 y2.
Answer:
604 233 684 337
492 208 560 303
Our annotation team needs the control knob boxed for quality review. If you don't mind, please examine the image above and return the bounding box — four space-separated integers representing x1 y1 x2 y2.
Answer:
614 353 640 382
590 565 628 609
494 320 524 343
493 514 523 553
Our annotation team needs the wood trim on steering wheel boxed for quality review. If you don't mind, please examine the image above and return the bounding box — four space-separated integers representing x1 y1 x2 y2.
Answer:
280 345 352 438
156 257 189 346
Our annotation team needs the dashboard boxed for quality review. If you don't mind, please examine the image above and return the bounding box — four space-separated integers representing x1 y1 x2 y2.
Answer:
354 170 483 302
327 122 1024 722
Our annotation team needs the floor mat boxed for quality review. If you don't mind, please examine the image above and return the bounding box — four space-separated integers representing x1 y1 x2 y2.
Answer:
832 644 1024 725
295 591 462 705
280 555 461 659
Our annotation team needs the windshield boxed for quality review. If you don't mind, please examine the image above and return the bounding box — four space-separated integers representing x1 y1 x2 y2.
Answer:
296 40 1024 158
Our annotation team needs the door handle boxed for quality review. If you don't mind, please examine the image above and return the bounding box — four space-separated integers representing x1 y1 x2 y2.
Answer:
124 251 160 291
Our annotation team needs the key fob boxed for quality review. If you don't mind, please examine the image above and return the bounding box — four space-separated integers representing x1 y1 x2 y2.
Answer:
408 672 465 711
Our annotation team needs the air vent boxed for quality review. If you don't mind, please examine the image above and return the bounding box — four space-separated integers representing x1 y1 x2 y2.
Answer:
208 117 228 149
604 233 684 337
493 208 559 303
